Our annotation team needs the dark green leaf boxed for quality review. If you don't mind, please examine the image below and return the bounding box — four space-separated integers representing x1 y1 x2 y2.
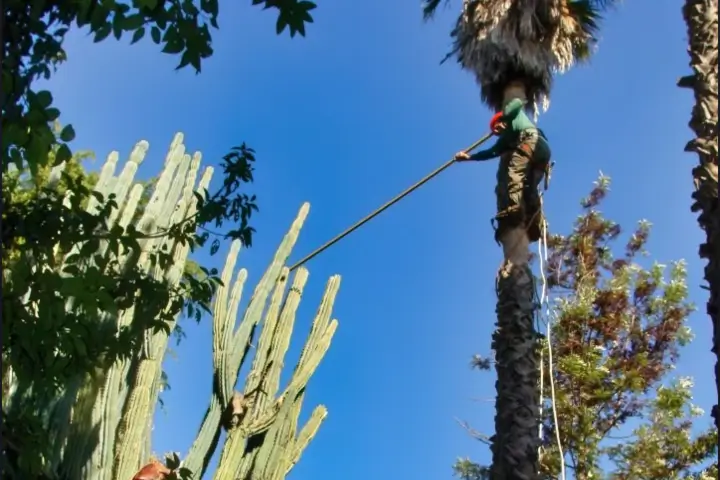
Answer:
60 125 76 142
112 15 124 40
210 238 220 255
45 108 61 121
276 13 288 34
36 90 53 108
56 144 72 164
94 24 112 42
131 27 146 44
123 13 146 31
151 26 162 43
136 0 159 8
165 452 181 470
298 1 317 10
162 40 185 55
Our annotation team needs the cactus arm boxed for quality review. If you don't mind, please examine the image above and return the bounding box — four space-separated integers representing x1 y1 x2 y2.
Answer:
227 276 339 480
255 268 309 409
244 266 293 400
112 207 195 480
85 150 119 214
211 207 311 480
225 203 310 398
213 240 243 405
211 273 291 479
106 141 148 228
284 404 328 477
181 258 248 477
158 153 192 222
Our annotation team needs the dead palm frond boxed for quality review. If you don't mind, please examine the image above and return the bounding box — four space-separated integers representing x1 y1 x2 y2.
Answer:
423 0 618 111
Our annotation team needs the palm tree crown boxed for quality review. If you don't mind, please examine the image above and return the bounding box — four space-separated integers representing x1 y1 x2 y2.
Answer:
424 0 613 112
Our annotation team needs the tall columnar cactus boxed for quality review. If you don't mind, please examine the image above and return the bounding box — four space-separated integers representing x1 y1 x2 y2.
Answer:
182 209 339 480
5 133 339 480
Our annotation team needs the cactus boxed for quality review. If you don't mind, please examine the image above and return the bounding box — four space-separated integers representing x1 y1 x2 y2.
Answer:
5 133 339 480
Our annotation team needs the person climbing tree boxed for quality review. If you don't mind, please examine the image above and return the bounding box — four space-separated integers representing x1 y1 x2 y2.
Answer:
421 0 621 477
454 80 551 250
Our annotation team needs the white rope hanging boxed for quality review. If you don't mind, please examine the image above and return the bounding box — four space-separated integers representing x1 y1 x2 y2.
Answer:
536 198 566 480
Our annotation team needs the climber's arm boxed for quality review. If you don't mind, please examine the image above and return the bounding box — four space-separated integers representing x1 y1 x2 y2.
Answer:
469 137 506 161
501 98 526 120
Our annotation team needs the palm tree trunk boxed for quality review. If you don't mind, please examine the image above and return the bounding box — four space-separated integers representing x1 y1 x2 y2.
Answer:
491 226 540 480
678 0 719 439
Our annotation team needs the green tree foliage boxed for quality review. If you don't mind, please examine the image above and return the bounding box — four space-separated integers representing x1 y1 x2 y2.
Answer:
2 1 318 476
2 0 317 176
453 176 718 479
2 138 257 388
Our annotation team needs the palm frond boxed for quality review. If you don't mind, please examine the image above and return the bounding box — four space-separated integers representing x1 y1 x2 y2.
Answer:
433 0 613 111
566 0 603 62
587 0 622 11
423 0 452 20
449 0 556 110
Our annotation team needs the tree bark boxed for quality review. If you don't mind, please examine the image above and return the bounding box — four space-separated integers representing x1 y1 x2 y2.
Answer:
489 80 542 480
678 0 719 441
491 260 540 480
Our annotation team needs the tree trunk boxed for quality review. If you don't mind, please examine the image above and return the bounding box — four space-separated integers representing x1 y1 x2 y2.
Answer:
489 81 541 480
678 0 720 440
491 221 540 479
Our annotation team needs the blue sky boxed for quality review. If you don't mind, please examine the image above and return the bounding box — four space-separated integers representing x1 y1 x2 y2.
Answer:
47 0 716 477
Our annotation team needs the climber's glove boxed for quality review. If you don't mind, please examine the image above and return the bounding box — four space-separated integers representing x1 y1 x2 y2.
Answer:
454 151 473 161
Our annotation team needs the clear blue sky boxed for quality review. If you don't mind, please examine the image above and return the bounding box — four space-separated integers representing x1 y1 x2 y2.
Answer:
47 0 715 477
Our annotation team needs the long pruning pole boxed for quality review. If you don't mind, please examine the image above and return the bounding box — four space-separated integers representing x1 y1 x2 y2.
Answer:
288 132 494 271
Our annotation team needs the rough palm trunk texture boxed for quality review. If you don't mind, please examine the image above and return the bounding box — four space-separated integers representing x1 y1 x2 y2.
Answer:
679 0 720 440
491 263 539 480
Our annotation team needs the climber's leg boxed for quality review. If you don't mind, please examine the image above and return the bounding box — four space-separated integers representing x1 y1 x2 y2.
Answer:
495 129 551 245
494 144 529 244
524 131 551 242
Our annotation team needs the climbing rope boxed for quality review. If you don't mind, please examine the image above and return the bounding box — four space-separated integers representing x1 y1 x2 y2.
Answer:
535 197 566 480
288 132 495 271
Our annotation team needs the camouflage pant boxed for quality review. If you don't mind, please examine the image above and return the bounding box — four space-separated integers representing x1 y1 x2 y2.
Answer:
495 128 551 243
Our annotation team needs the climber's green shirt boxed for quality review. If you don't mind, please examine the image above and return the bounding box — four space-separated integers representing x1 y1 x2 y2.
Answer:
470 98 540 161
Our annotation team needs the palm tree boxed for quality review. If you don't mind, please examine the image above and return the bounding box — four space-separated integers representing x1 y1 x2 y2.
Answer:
423 0 605 113
422 1 615 478
678 0 719 440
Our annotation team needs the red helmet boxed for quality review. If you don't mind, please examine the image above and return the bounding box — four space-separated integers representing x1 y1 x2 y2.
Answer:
489 111 504 134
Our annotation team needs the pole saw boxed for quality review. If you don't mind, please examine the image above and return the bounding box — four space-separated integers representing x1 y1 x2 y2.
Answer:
288 132 494 271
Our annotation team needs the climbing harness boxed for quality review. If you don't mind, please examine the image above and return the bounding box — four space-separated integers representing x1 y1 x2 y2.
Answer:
489 159 554 245
288 132 495 271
